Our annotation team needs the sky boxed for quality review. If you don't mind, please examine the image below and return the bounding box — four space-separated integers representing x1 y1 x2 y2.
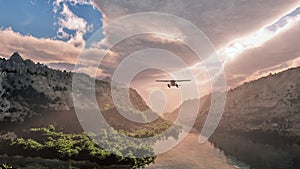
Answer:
0 0 102 41
0 0 300 112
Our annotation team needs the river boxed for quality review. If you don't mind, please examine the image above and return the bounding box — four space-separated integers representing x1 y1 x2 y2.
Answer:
147 132 250 169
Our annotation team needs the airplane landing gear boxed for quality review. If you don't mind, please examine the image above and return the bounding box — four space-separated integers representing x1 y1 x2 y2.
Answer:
167 84 171 88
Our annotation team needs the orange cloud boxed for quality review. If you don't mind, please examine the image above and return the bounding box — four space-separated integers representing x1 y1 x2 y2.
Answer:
0 27 82 63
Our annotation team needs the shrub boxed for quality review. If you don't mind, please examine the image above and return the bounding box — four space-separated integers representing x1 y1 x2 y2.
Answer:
11 125 156 168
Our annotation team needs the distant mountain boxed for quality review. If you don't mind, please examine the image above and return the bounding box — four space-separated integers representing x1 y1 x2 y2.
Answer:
167 67 300 140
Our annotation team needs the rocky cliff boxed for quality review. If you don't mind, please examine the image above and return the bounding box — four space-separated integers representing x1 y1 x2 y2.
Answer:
167 67 300 139
219 67 299 137
0 52 149 123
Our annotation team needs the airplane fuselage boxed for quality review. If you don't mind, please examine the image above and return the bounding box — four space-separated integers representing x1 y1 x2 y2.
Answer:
155 79 190 88
168 80 179 88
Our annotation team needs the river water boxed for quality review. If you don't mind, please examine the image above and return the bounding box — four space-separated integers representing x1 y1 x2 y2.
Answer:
147 133 250 169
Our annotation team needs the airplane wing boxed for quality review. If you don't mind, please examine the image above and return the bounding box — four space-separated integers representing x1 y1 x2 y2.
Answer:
174 80 191 82
155 80 171 82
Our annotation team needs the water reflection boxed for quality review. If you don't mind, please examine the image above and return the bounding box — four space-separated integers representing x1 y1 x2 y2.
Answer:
210 133 300 169
148 132 249 169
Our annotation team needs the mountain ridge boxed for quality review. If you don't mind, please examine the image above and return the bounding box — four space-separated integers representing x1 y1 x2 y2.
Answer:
166 66 300 140
0 52 149 123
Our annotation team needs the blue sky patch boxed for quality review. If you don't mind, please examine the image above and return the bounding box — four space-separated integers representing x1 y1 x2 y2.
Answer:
0 0 103 42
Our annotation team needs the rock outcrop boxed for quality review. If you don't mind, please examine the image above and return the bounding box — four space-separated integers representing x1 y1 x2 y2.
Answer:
219 67 300 137
0 52 149 122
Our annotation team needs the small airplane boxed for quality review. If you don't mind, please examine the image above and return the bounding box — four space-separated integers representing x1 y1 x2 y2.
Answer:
155 79 191 88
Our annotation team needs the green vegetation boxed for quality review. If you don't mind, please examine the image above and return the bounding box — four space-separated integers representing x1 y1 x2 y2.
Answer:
123 120 182 140
0 118 182 168
9 125 156 168
102 105 182 139
0 106 182 168
0 164 16 169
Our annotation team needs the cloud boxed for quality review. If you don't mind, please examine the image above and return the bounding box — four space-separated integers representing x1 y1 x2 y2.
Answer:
0 27 111 78
53 0 94 48
102 34 200 70
288 57 300 67
0 27 80 63
225 18 300 87
93 0 300 82
30 0 37 6
53 0 95 13
89 0 300 109
94 0 300 49
75 66 106 78
92 0 300 76
218 8 300 61
47 62 78 71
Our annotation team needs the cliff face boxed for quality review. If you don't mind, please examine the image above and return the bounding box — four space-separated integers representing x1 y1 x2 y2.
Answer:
220 67 300 136
168 67 300 138
0 52 149 123
0 52 72 122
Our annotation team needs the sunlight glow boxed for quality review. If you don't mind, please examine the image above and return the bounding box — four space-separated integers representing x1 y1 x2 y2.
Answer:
152 33 185 42
218 7 300 61
183 6 300 94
